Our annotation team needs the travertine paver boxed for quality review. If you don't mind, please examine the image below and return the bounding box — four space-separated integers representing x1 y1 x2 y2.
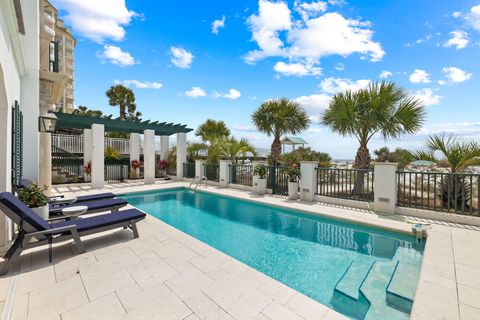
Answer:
0 181 479 319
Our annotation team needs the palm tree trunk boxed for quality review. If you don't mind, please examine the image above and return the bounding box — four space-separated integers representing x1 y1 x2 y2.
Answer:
271 136 282 166
353 143 371 196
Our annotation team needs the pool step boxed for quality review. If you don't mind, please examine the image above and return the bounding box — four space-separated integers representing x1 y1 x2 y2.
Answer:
331 258 373 319
386 261 420 313
360 261 408 320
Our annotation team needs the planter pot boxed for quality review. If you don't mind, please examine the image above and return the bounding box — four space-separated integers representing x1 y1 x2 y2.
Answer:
252 175 259 193
288 181 299 200
31 204 49 220
255 177 267 195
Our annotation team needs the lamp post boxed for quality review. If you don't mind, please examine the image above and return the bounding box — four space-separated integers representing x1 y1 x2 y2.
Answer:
38 112 58 133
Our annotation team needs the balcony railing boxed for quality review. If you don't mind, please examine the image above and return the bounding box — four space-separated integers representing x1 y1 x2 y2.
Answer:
316 168 374 202
229 164 253 186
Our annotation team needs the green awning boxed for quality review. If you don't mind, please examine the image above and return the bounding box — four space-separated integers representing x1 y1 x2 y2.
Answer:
54 112 193 136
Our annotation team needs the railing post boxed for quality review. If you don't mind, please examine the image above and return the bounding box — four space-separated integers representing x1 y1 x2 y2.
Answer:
373 162 398 214
219 160 232 187
195 160 206 180
300 161 318 201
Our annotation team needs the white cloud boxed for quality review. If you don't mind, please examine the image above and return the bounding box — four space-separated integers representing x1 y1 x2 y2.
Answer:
412 88 441 106
452 11 462 18
170 47 194 69
116 80 162 89
52 0 136 43
232 125 257 132
98 45 135 66
419 121 480 138
319 77 371 94
379 70 392 79
244 0 384 76
185 87 206 98
443 30 469 50
220 88 242 100
442 67 472 83
335 63 345 71
409 69 431 84
273 61 321 76
294 93 331 113
212 16 226 34
466 4 480 31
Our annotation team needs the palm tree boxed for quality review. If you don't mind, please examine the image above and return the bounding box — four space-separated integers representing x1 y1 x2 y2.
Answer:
186 142 207 162
195 119 230 144
105 84 137 120
321 82 425 169
73 105 103 117
413 133 480 173
252 98 310 165
216 137 257 163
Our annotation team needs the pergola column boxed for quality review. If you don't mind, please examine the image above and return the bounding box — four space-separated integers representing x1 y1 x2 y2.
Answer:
160 135 169 161
38 133 52 195
144 129 155 184
91 124 104 189
130 133 140 178
176 132 187 179
83 129 92 182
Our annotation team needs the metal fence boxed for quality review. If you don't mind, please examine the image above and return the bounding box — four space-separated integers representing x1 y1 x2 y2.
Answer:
204 164 220 182
183 162 195 178
267 166 289 196
316 168 374 202
229 164 253 186
397 171 480 215
52 145 84 184
104 159 130 183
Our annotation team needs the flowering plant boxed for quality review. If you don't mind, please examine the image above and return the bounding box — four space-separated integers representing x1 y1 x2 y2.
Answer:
158 160 169 171
131 160 140 170
84 162 92 176
284 163 301 183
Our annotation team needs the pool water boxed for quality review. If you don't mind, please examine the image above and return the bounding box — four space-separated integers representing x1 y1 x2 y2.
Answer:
122 188 424 320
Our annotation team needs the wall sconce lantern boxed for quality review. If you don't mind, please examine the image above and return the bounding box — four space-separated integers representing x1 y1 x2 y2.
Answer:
38 113 58 133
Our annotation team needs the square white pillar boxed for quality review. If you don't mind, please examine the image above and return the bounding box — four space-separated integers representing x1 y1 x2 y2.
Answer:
91 124 104 189
300 161 318 201
195 160 206 180
176 132 187 179
130 133 140 178
373 162 398 214
144 130 155 184
38 133 52 194
83 129 92 182
160 135 169 161
219 160 232 187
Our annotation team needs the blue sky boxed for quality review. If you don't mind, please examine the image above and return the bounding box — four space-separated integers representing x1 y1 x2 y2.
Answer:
52 0 480 159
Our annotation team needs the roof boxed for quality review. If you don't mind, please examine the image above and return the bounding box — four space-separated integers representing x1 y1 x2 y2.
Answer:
281 136 308 145
409 160 436 166
53 112 193 136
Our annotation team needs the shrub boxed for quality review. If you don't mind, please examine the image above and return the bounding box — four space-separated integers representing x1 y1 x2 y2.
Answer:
18 182 48 208
284 164 301 183
253 164 267 179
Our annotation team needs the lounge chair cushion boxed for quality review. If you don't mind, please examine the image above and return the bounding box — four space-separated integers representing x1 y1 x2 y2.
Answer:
76 193 116 202
49 198 128 215
51 209 146 233
0 192 51 231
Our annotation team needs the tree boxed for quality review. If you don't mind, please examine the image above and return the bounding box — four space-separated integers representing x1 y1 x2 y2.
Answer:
280 147 331 167
412 133 480 173
195 119 230 144
186 142 207 162
72 105 103 117
373 147 413 169
105 84 137 120
252 98 310 166
215 137 257 163
321 82 425 169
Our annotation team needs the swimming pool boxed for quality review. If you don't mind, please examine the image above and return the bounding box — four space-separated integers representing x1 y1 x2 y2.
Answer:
122 188 424 320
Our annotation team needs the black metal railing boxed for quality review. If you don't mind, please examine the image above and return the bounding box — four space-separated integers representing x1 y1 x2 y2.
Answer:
204 163 220 182
11 101 23 188
105 158 129 183
167 164 176 176
183 162 195 178
52 145 84 184
267 166 289 195
397 171 480 215
229 164 253 186
316 168 374 202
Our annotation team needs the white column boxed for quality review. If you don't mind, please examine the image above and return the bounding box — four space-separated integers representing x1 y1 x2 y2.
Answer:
373 162 398 214
144 130 155 184
219 160 232 187
130 133 140 178
300 161 318 201
83 129 92 182
38 133 52 195
91 124 104 189
160 135 169 161
176 132 187 179
195 160 206 180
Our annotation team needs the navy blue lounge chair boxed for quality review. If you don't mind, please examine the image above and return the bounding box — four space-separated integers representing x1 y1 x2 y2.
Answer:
49 197 128 216
48 192 116 204
0 192 146 276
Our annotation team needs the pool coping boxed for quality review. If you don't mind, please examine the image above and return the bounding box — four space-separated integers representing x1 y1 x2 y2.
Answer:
49 181 479 319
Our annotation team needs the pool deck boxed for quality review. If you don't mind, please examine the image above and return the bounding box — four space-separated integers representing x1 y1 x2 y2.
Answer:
1 181 479 320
